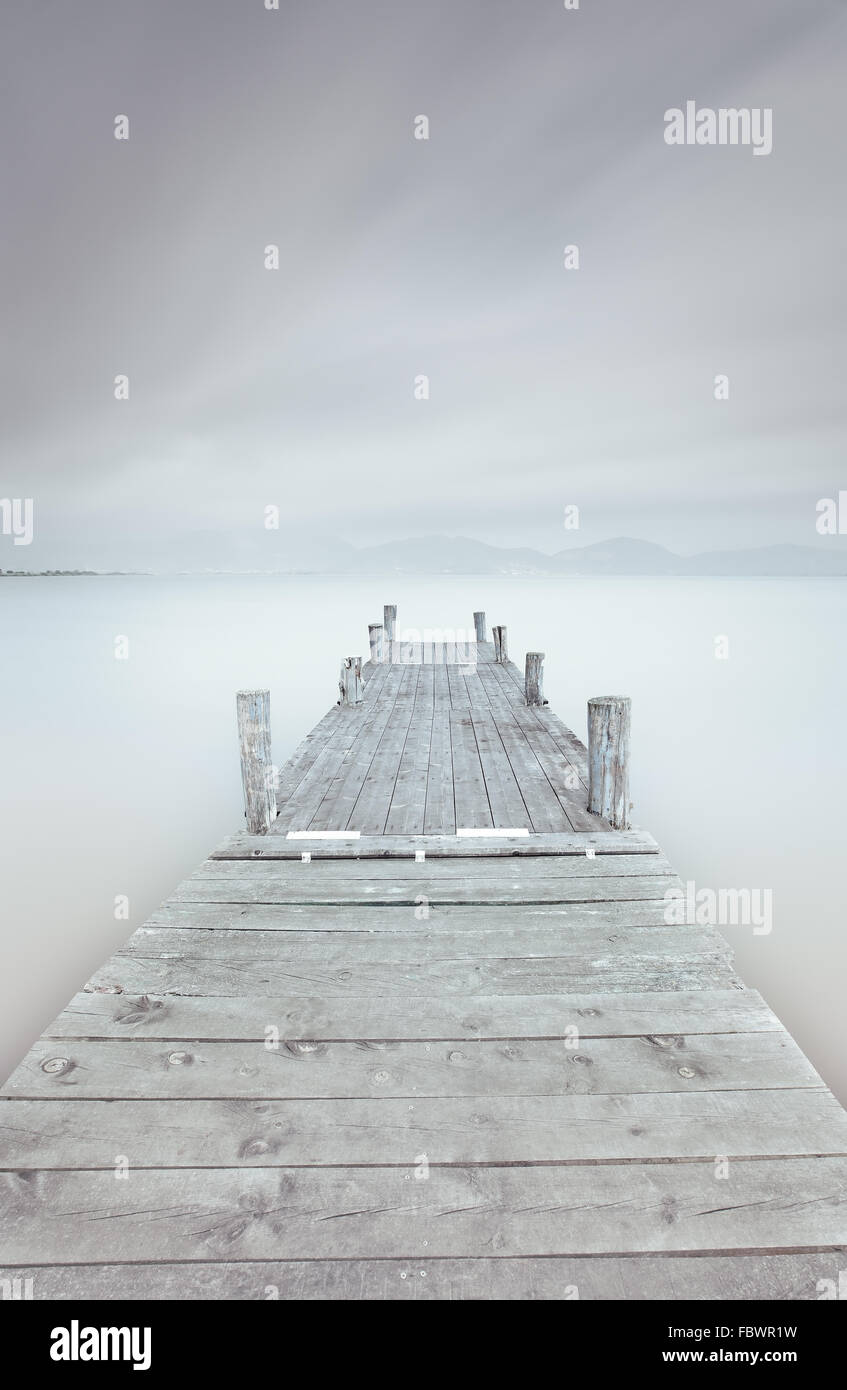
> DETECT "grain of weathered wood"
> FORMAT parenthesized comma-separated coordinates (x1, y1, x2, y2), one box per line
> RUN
(86, 936, 738, 997)
(236, 691, 276, 834)
(108, 919, 731, 966)
(448, 709, 492, 829)
(338, 656, 363, 706)
(273, 667, 406, 832)
(146, 900, 686, 933)
(3, 1254, 841, 1302)
(307, 673, 410, 831)
(346, 667, 421, 833)
(4, 1253, 843, 1302)
(423, 706, 456, 835)
(2, 1032, 818, 1103)
(589, 695, 632, 830)
(468, 710, 533, 830)
(368, 624, 383, 665)
(525, 652, 545, 706)
(3, 1160, 845, 1262)
(169, 870, 684, 906)
(214, 829, 661, 858)
(446, 663, 470, 710)
(478, 707, 578, 832)
(460, 664, 490, 711)
(192, 853, 674, 882)
(385, 704, 434, 835)
(44, 987, 780, 1042)
(510, 704, 588, 794)
(3, 1090, 843, 1168)
(485, 656, 528, 708)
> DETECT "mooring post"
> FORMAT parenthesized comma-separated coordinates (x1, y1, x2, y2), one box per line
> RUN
(493, 625, 508, 663)
(368, 624, 383, 665)
(383, 604, 396, 663)
(525, 652, 545, 705)
(236, 690, 276, 834)
(587, 696, 631, 829)
(339, 656, 364, 706)
(473, 611, 486, 644)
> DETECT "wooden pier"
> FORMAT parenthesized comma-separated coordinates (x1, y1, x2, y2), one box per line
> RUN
(2, 612, 846, 1300)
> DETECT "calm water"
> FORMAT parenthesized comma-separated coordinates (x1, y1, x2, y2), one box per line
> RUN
(1, 575, 845, 1101)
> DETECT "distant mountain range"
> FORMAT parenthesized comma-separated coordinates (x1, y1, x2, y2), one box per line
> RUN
(316, 535, 846, 577)
(3, 536, 846, 577)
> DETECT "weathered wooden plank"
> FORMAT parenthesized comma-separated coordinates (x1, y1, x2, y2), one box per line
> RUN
(467, 710, 533, 829)
(477, 707, 578, 832)
(273, 668, 406, 832)
(3, 1160, 845, 1261)
(385, 703, 434, 835)
(268, 703, 349, 809)
(146, 899, 690, 933)
(213, 830, 661, 858)
(446, 664, 471, 710)
(485, 656, 527, 708)
(193, 854, 672, 882)
(474, 662, 517, 713)
(45, 988, 778, 1042)
(119, 921, 728, 965)
(530, 705, 592, 774)
(85, 949, 739, 997)
(461, 665, 490, 709)
(5, 1032, 810, 1103)
(510, 703, 589, 794)
(169, 871, 683, 906)
(4, 1252, 842, 1301)
(3, 1090, 843, 1168)
(423, 707, 456, 835)
(413, 662, 435, 706)
(491, 657, 590, 767)
(346, 667, 421, 833)
(105, 918, 731, 966)
(503, 705, 603, 830)
(306, 672, 410, 832)
(448, 709, 491, 828)
(85, 948, 740, 997)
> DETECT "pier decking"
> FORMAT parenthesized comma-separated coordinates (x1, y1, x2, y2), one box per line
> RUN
(2, 630, 846, 1300)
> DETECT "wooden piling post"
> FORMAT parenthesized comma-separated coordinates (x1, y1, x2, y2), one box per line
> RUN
(236, 690, 276, 834)
(383, 604, 396, 663)
(588, 696, 631, 829)
(493, 625, 508, 663)
(368, 624, 383, 665)
(525, 652, 545, 705)
(473, 611, 486, 644)
(339, 656, 364, 706)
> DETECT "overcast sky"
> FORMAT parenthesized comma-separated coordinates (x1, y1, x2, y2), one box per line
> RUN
(2, 0, 846, 568)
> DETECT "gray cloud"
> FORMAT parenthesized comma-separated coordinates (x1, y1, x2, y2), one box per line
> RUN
(2, 0, 846, 566)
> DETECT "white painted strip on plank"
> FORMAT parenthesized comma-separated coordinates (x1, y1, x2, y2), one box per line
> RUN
(286, 831, 362, 840)
(456, 827, 531, 838)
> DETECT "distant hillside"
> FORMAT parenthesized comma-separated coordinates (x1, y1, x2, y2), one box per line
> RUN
(4, 535, 846, 577)
(342, 536, 847, 577)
